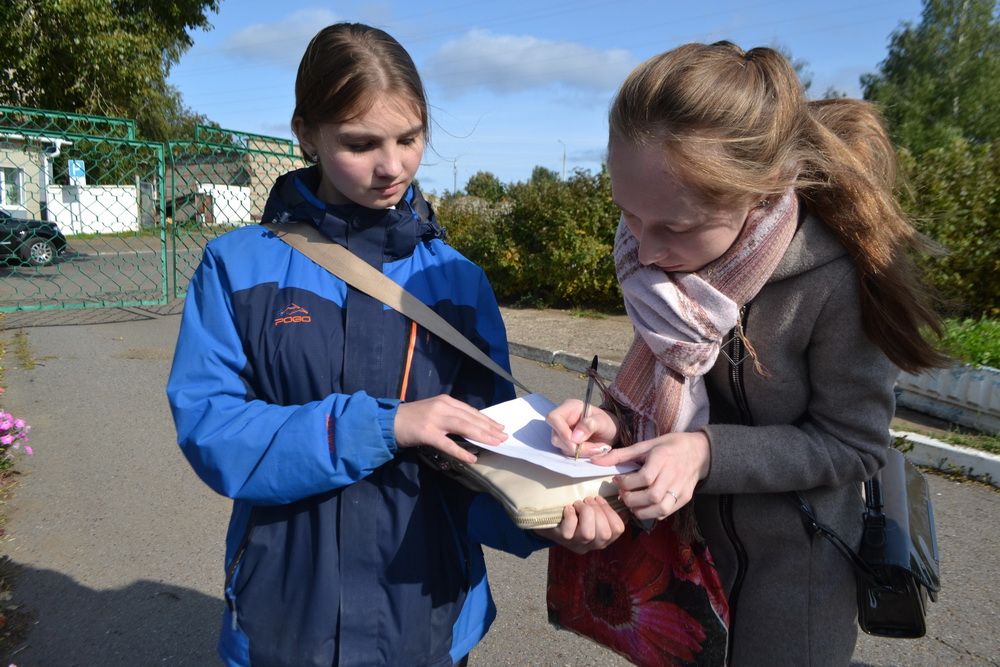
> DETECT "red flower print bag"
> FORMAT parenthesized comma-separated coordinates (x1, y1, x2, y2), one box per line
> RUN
(547, 512, 729, 667)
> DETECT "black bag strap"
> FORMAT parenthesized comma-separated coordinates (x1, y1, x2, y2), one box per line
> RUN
(723, 318, 891, 591)
(263, 222, 532, 394)
(790, 491, 888, 589)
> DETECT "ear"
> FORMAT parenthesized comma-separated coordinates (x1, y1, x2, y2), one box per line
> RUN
(292, 117, 318, 159)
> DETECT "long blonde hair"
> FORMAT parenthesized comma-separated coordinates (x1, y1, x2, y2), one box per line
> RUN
(609, 41, 946, 372)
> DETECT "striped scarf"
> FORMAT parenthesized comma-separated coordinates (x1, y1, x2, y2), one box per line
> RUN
(609, 189, 798, 441)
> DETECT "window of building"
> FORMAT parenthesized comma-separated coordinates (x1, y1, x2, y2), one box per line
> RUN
(1, 167, 24, 207)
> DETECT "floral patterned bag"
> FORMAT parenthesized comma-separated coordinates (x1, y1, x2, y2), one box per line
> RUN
(547, 513, 729, 667)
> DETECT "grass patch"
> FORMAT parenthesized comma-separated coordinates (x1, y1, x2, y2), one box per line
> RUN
(940, 317, 1000, 368)
(0, 318, 33, 658)
(12, 333, 33, 371)
(67, 227, 161, 240)
(893, 419, 1000, 455)
(568, 308, 608, 320)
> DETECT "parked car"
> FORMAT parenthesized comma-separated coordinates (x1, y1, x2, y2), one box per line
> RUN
(0, 210, 69, 266)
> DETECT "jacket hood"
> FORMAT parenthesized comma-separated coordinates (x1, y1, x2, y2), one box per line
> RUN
(261, 165, 445, 265)
(767, 209, 848, 284)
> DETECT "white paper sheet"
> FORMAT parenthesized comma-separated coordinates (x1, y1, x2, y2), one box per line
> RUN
(465, 393, 639, 478)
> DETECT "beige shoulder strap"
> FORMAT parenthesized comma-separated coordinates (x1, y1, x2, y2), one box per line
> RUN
(263, 222, 530, 393)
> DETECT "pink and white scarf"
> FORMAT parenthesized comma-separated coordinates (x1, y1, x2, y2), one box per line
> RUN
(609, 189, 799, 441)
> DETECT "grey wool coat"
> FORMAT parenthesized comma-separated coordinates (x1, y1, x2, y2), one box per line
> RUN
(695, 211, 898, 667)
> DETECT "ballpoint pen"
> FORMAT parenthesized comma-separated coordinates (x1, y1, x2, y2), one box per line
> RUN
(575, 355, 599, 460)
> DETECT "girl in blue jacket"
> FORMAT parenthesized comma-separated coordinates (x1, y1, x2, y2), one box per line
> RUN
(166, 22, 623, 667)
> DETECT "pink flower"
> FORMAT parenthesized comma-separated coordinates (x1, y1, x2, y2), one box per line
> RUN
(0, 435, 13, 446)
(24, 446, 32, 456)
(0, 420, 12, 431)
(13, 419, 24, 429)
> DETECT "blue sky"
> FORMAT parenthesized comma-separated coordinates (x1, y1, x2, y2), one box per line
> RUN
(167, 0, 924, 195)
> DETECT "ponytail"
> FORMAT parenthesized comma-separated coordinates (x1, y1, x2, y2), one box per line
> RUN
(800, 99, 948, 372)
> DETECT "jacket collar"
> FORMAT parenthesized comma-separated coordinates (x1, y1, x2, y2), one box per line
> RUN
(261, 165, 444, 267)
(767, 208, 848, 284)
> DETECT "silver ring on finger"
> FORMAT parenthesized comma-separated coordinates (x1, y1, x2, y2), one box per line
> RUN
(665, 489, 679, 504)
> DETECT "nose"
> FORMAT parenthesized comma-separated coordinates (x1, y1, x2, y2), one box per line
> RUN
(636, 231, 666, 267)
(374, 146, 403, 180)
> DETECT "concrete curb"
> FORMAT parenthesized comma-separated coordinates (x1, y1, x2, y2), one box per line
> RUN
(509, 342, 1000, 488)
(508, 342, 622, 380)
(890, 430, 1000, 485)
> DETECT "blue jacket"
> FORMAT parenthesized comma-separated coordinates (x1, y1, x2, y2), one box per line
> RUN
(167, 167, 546, 666)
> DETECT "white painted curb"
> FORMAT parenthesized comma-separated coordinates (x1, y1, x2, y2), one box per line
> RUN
(891, 430, 999, 485)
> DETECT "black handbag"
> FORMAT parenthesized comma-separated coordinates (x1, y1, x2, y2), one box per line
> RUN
(793, 446, 941, 638)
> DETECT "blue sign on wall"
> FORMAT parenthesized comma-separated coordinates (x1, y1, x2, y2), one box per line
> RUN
(68, 160, 86, 185)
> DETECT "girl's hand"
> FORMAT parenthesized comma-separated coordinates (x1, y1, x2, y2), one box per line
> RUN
(394, 395, 507, 464)
(591, 431, 711, 522)
(546, 400, 618, 459)
(535, 496, 626, 554)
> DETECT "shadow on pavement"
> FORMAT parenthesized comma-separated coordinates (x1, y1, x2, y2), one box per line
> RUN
(3, 561, 220, 666)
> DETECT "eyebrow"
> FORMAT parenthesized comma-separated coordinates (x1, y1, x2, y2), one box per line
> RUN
(615, 202, 687, 229)
(337, 125, 424, 142)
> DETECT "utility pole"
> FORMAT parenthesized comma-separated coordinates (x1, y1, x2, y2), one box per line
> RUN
(453, 158, 458, 193)
(557, 140, 567, 180)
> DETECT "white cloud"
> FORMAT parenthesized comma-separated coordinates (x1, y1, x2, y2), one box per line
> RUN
(425, 30, 636, 98)
(222, 9, 340, 67)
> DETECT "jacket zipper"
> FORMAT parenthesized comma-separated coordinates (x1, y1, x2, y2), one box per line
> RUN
(223, 510, 257, 630)
(721, 304, 752, 665)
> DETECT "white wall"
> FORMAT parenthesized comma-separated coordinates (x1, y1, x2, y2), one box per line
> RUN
(199, 184, 252, 226)
(46, 185, 140, 234)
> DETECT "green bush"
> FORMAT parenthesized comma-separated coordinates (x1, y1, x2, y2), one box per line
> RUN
(940, 317, 1000, 368)
(440, 141, 999, 322)
(439, 168, 623, 310)
(898, 138, 1000, 318)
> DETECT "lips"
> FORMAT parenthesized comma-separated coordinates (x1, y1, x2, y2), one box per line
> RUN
(374, 182, 404, 197)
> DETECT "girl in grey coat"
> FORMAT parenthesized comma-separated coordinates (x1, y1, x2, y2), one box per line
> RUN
(547, 41, 945, 666)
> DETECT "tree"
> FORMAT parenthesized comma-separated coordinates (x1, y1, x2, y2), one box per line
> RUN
(529, 166, 560, 186)
(859, 0, 1000, 318)
(862, 0, 1000, 153)
(465, 171, 505, 202)
(0, 0, 220, 141)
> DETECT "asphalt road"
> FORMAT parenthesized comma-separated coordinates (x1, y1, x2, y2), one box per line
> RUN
(0, 242, 199, 309)
(0, 312, 996, 666)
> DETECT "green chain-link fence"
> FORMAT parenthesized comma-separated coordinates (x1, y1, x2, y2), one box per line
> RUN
(0, 106, 304, 312)
(167, 129, 303, 299)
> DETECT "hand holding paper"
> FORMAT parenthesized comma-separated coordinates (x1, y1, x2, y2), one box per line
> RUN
(465, 393, 638, 478)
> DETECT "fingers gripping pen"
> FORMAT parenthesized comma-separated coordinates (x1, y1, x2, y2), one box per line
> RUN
(575, 355, 599, 460)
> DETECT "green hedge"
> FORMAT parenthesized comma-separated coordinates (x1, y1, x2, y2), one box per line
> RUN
(940, 317, 1000, 368)
(439, 144, 999, 323)
(440, 168, 623, 310)
(898, 138, 1000, 319)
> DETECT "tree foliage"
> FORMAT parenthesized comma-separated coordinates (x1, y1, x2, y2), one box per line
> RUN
(0, 0, 220, 141)
(898, 139, 1000, 318)
(464, 171, 505, 202)
(862, 0, 1000, 153)
(860, 0, 1000, 317)
(440, 168, 622, 310)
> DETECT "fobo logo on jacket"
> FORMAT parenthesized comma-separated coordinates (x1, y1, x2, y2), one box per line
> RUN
(273, 303, 312, 326)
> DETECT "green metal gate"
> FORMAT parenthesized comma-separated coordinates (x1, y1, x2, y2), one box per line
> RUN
(0, 106, 304, 311)
(167, 127, 303, 299)
(0, 106, 167, 311)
